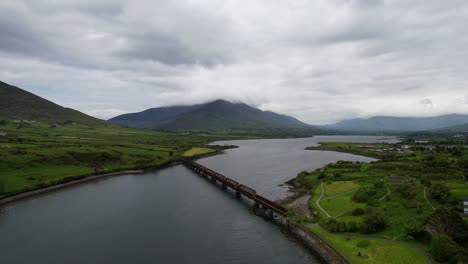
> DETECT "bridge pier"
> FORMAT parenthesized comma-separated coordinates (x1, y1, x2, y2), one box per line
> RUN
(183, 160, 287, 218)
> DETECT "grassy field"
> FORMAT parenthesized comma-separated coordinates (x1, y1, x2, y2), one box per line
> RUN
(311, 226, 431, 264)
(0, 121, 246, 198)
(324, 181, 360, 196)
(182, 147, 216, 157)
(321, 191, 362, 218)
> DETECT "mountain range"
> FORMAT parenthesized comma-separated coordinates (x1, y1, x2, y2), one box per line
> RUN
(109, 99, 322, 135)
(1, 80, 467, 134)
(325, 115, 468, 132)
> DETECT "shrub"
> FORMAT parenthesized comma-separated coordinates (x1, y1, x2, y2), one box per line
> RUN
(430, 234, 460, 263)
(325, 220, 360, 233)
(373, 181, 385, 189)
(357, 240, 370, 248)
(404, 219, 425, 238)
(352, 208, 365, 216)
(318, 172, 326, 180)
(347, 221, 360, 232)
(430, 183, 450, 203)
(353, 189, 370, 203)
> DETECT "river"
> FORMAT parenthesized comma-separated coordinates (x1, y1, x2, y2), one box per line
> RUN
(0, 136, 397, 264)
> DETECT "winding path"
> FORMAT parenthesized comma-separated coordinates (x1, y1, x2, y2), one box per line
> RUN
(378, 187, 391, 201)
(321, 188, 359, 201)
(316, 182, 332, 218)
(333, 210, 352, 219)
(423, 187, 436, 211)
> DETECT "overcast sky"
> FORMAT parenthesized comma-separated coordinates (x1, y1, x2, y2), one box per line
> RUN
(1, 0, 468, 124)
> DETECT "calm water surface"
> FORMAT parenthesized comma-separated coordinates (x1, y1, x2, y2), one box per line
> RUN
(0, 136, 397, 264)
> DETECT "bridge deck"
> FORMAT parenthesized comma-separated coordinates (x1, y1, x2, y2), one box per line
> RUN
(183, 159, 287, 216)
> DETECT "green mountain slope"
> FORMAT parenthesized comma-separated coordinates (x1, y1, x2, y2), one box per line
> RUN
(0, 81, 103, 125)
(110, 99, 322, 135)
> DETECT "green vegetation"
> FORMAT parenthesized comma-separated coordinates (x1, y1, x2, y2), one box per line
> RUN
(0, 121, 245, 198)
(430, 234, 463, 263)
(182, 147, 216, 157)
(310, 226, 431, 264)
(292, 138, 468, 263)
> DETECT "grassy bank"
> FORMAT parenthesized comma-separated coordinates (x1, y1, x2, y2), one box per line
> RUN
(183, 147, 216, 157)
(0, 121, 247, 198)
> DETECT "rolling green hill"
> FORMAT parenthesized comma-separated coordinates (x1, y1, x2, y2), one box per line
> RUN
(0, 81, 104, 125)
(110, 99, 323, 135)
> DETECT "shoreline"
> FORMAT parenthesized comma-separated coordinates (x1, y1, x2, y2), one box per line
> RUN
(305, 146, 381, 159)
(0, 149, 227, 208)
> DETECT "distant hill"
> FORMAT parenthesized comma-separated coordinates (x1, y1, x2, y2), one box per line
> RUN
(0, 81, 103, 125)
(325, 114, 468, 132)
(110, 99, 321, 135)
(436, 123, 468, 133)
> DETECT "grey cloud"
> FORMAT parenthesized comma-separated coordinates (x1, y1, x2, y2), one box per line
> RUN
(1, 0, 468, 123)
(26, 0, 126, 16)
(420, 98, 433, 107)
(0, 7, 51, 57)
(115, 32, 230, 66)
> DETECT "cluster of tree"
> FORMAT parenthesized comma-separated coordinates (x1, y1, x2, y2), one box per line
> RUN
(352, 182, 387, 205)
(426, 208, 468, 263)
(0, 120, 8, 125)
(294, 170, 319, 190)
(325, 219, 360, 232)
(428, 182, 460, 207)
(404, 208, 468, 263)
(68, 151, 123, 164)
(396, 180, 416, 200)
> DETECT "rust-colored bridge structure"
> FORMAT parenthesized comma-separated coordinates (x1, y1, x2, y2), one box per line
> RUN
(183, 159, 287, 216)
